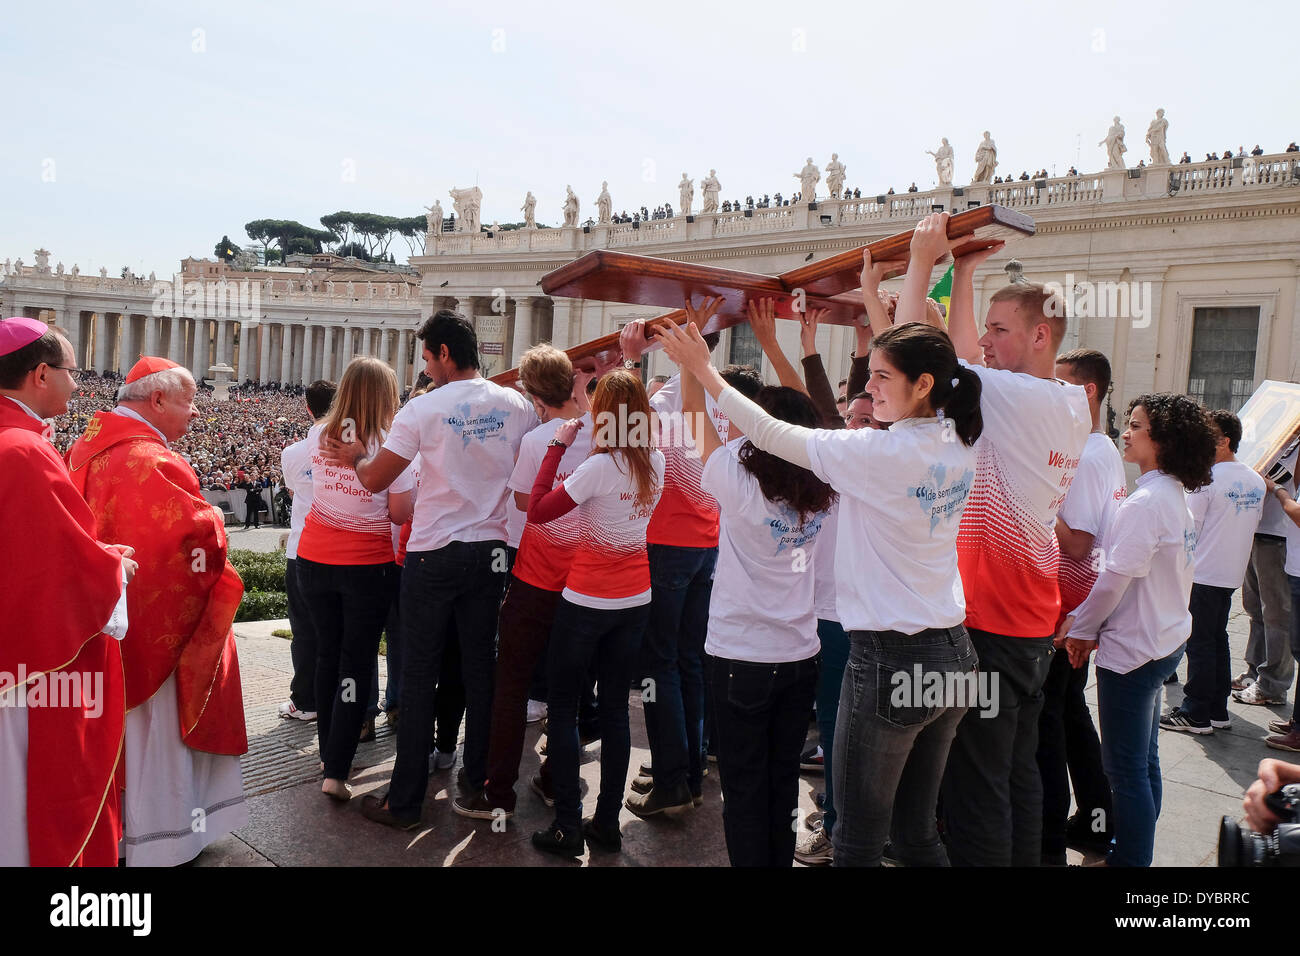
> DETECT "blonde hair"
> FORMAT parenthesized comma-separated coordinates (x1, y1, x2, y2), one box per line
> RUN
(518, 344, 575, 408)
(989, 283, 1068, 349)
(323, 356, 399, 448)
(590, 370, 658, 509)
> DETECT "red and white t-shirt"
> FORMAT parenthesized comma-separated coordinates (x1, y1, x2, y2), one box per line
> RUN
(647, 373, 728, 548)
(384, 377, 537, 552)
(561, 450, 665, 609)
(1057, 432, 1128, 616)
(956, 362, 1092, 637)
(297, 423, 415, 565)
(509, 415, 593, 592)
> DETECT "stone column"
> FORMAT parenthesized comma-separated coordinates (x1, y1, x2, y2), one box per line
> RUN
(92, 313, 109, 374)
(379, 329, 391, 366)
(395, 330, 410, 389)
(342, 327, 353, 367)
(144, 314, 159, 357)
(168, 317, 182, 362)
(190, 319, 205, 378)
(511, 297, 535, 365)
(237, 322, 253, 381)
(551, 299, 573, 350)
(300, 325, 313, 384)
(259, 323, 272, 384)
(279, 324, 293, 384)
(214, 320, 229, 371)
(322, 326, 335, 381)
(362, 327, 372, 356)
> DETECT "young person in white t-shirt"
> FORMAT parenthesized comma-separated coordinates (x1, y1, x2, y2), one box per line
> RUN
(659, 313, 984, 868)
(890, 213, 1091, 867)
(277, 379, 336, 724)
(455, 344, 596, 822)
(295, 358, 413, 802)
(524, 370, 665, 856)
(1038, 350, 1126, 862)
(1061, 394, 1216, 866)
(322, 310, 537, 830)
(1162, 410, 1264, 735)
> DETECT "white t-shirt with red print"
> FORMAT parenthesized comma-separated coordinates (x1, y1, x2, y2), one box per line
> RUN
(561, 450, 665, 609)
(297, 422, 416, 565)
(647, 373, 729, 549)
(956, 362, 1092, 637)
(384, 377, 537, 553)
(701, 440, 828, 663)
(1056, 432, 1128, 617)
(508, 415, 593, 592)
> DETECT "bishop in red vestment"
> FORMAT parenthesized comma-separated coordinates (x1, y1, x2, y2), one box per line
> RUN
(0, 318, 130, 867)
(66, 357, 249, 866)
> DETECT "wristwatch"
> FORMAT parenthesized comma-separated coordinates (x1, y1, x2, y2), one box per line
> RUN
(547, 438, 567, 448)
(624, 359, 641, 370)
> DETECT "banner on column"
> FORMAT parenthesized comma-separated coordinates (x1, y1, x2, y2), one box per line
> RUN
(476, 315, 506, 377)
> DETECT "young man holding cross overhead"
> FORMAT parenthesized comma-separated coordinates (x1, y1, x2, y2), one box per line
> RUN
(891, 213, 1091, 866)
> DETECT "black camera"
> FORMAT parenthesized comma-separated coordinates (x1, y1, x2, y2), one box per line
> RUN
(1219, 783, 1300, 866)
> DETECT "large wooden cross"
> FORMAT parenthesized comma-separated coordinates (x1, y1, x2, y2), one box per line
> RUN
(489, 204, 1035, 386)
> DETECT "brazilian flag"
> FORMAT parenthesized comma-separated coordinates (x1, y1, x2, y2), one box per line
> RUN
(928, 264, 953, 318)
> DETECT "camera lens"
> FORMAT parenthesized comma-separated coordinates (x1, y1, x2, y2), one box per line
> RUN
(1218, 816, 1242, 867)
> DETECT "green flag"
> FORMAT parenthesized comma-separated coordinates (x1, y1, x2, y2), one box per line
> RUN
(928, 264, 953, 312)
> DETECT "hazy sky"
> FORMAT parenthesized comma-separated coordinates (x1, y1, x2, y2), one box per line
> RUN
(2, 0, 1291, 276)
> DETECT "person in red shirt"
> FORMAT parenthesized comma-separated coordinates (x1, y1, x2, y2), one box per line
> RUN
(526, 370, 665, 856)
(296, 357, 413, 801)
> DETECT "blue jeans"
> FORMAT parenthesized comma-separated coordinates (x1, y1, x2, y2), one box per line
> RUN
(387, 541, 506, 819)
(547, 597, 649, 830)
(834, 626, 976, 867)
(815, 618, 849, 836)
(1097, 646, 1184, 867)
(639, 544, 717, 792)
(1289, 574, 1300, 724)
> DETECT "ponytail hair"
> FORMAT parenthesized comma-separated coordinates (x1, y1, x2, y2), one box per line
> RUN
(871, 322, 983, 446)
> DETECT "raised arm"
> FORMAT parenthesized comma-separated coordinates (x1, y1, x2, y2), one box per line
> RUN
(860, 249, 901, 340)
(947, 242, 1002, 366)
(796, 306, 842, 429)
(747, 297, 807, 395)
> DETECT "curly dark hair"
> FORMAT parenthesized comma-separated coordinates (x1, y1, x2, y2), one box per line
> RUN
(1127, 394, 1215, 491)
(738, 386, 838, 522)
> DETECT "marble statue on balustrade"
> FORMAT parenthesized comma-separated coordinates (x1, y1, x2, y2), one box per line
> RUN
(56, 262, 64, 275)
(824, 154, 847, 199)
(326, 280, 335, 295)
(1146, 109, 1170, 166)
(596, 182, 613, 224)
(794, 158, 820, 201)
(34, 250, 50, 274)
(148, 271, 156, 282)
(303, 277, 314, 294)
(677, 174, 694, 216)
(264, 277, 273, 294)
(98, 266, 106, 278)
(424, 200, 444, 235)
(71, 264, 79, 276)
(346, 280, 355, 296)
(701, 170, 721, 213)
(2, 258, 9, 275)
(1100, 117, 1127, 169)
(450, 186, 482, 233)
(972, 132, 998, 183)
(522, 192, 537, 229)
(563, 185, 580, 227)
(927, 138, 955, 186)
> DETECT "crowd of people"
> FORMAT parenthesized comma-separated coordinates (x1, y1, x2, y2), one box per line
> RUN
(6, 208, 1300, 868)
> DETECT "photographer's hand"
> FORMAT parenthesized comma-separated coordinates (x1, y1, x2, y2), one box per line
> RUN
(1244, 758, 1300, 832)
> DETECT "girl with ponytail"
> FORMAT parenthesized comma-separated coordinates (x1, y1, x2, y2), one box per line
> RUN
(658, 306, 981, 867)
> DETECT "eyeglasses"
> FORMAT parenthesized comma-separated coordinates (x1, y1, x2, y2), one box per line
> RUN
(46, 365, 84, 379)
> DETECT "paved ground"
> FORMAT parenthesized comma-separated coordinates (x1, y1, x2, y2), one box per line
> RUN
(225, 525, 291, 554)
(196, 595, 1281, 866)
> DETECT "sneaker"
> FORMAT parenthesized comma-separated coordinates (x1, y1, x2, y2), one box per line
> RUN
(428, 749, 456, 772)
(1159, 707, 1213, 735)
(532, 822, 584, 857)
(453, 790, 512, 821)
(1210, 716, 1232, 730)
(526, 699, 547, 724)
(794, 824, 834, 865)
(1266, 729, 1300, 752)
(583, 818, 623, 853)
(638, 761, 653, 776)
(358, 716, 376, 743)
(1269, 717, 1295, 735)
(1235, 683, 1286, 706)
(530, 773, 555, 808)
(630, 773, 654, 795)
(1065, 812, 1113, 854)
(880, 841, 902, 867)
(321, 778, 352, 802)
(1231, 673, 1255, 692)
(277, 700, 317, 721)
(624, 781, 694, 818)
(359, 794, 420, 831)
(800, 744, 824, 772)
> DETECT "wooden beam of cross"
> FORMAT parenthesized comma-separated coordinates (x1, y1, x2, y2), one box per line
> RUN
(488, 204, 1034, 386)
